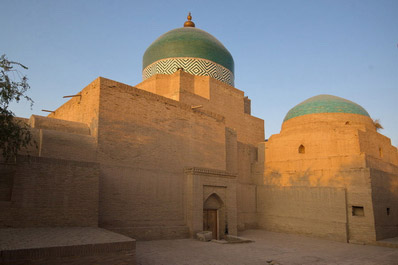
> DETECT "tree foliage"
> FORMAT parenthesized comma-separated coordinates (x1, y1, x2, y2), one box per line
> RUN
(0, 54, 34, 162)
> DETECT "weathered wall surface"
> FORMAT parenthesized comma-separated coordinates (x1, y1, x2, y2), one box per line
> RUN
(236, 143, 259, 229)
(370, 168, 398, 240)
(49, 78, 101, 138)
(358, 125, 398, 241)
(343, 168, 377, 243)
(262, 113, 382, 243)
(96, 78, 227, 239)
(136, 72, 182, 101)
(257, 186, 348, 242)
(184, 168, 237, 239)
(0, 227, 135, 265)
(180, 72, 264, 146)
(37, 129, 96, 162)
(162, 72, 264, 230)
(360, 130, 398, 172)
(98, 78, 226, 169)
(178, 77, 263, 230)
(29, 115, 90, 135)
(113, 74, 264, 233)
(0, 156, 99, 228)
(136, 71, 264, 145)
(237, 183, 257, 229)
(19, 115, 97, 163)
(265, 128, 363, 171)
(225, 127, 238, 174)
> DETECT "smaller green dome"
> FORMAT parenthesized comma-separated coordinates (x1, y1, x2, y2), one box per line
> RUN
(284, 94, 370, 122)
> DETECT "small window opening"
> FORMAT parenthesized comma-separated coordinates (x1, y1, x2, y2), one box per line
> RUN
(298, 145, 305, 154)
(345, 121, 350, 125)
(379, 147, 383, 158)
(387, 208, 390, 216)
(352, 206, 364, 216)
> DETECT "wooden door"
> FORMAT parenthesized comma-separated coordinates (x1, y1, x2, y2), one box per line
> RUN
(203, 209, 217, 239)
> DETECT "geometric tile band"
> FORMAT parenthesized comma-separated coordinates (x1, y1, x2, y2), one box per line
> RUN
(143, 57, 234, 86)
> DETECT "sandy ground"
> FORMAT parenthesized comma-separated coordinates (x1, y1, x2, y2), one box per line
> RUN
(136, 229, 398, 265)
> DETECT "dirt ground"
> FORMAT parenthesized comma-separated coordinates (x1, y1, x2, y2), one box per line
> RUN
(136, 229, 398, 265)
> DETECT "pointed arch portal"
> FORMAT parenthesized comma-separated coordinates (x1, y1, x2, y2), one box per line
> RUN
(203, 193, 224, 239)
(184, 167, 237, 240)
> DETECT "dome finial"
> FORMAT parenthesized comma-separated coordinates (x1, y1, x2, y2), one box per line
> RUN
(184, 12, 195, 27)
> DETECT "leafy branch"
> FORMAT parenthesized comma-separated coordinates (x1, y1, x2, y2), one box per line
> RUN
(0, 54, 34, 162)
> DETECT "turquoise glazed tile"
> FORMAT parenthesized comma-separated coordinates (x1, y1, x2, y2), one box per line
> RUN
(143, 27, 234, 73)
(284, 95, 370, 122)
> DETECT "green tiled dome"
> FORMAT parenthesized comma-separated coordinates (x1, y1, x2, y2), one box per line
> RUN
(143, 27, 234, 73)
(284, 94, 370, 122)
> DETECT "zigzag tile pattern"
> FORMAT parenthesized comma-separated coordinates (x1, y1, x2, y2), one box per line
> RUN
(143, 58, 234, 86)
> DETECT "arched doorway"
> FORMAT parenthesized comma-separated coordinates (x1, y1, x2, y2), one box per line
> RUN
(203, 193, 225, 239)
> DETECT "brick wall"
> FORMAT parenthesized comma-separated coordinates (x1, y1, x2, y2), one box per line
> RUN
(257, 186, 348, 242)
(0, 156, 99, 228)
(261, 113, 384, 243)
(96, 78, 227, 238)
(370, 168, 398, 240)
(49, 78, 101, 138)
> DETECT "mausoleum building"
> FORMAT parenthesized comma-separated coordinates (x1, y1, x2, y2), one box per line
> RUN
(1, 14, 398, 265)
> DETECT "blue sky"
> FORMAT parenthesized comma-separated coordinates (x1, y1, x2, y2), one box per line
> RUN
(2, 0, 398, 145)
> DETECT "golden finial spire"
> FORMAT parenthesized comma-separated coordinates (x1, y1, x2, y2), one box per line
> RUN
(184, 12, 195, 27)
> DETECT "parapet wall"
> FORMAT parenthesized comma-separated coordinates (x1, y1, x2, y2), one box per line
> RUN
(30, 115, 90, 135)
(49, 77, 101, 138)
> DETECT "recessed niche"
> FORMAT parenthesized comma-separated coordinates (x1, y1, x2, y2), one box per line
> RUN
(352, 206, 364, 216)
(298, 145, 305, 154)
(387, 208, 390, 216)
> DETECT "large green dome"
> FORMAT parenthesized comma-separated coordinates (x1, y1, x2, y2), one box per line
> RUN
(284, 94, 370, 122)
(142, 26, 235, 86)
(143, 27, 234, 72)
